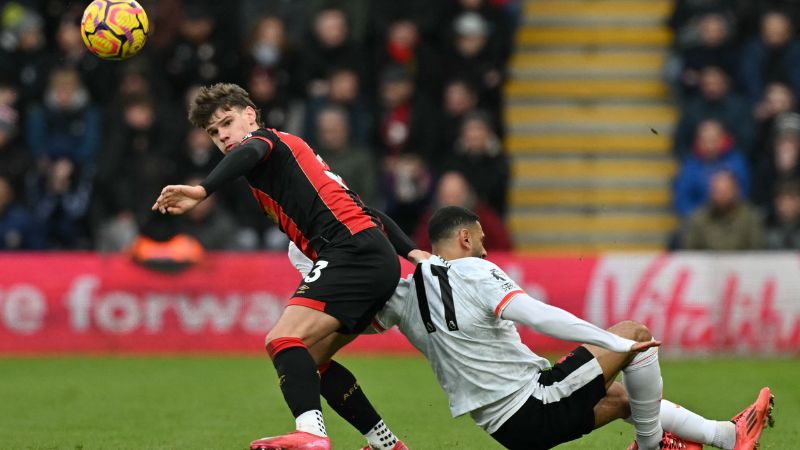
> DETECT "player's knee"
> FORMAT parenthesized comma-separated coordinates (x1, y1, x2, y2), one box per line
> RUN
(612, 320, 652, 342)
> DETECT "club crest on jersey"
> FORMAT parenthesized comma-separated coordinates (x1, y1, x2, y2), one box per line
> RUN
(240, 132, 253, 142)
(490, 268, 507, 281)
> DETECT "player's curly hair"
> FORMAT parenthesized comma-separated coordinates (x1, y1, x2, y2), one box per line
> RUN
(188, 83, 262, 128)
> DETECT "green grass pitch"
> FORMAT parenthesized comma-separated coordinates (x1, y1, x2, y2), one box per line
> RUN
(0, 355, 796, 449)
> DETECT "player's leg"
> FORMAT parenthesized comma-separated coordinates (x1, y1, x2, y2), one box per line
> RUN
(253, 228, 401, 450)
(250, 305, 342, 450)
(597, 382, 776, 450)
(311, 333, 406, 450)
(584, 320, 663, 450)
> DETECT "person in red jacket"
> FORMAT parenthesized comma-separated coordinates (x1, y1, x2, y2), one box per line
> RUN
(414, 171, 511, 251)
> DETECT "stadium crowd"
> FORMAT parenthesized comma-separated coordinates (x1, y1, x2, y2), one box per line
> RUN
(0, 0, 517, 252)
(667, 0, 800, 250)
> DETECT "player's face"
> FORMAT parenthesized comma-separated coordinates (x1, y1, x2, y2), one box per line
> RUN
(467, 222, 487, 259)
(205, 106, 258, 154)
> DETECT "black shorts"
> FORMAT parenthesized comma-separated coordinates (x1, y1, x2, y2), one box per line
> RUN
(490, 346, 606, 450)
(288, 227, 401, 334)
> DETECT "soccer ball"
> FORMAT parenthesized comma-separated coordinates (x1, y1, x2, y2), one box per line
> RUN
(80, 0, 149, 60)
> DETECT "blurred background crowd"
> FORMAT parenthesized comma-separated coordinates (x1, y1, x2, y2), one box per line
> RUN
(0, 0, 519, 253)
(1, 0, 800, 254)
(667, 0, 800, 250)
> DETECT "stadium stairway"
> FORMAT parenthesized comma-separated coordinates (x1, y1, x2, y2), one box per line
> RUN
(506, 0, 677, 252)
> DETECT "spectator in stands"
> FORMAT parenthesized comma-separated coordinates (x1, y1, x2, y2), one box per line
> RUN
(304, 67, 371, 146)
(314, 106, 378, 207)
(0, 175, 41, 250)
(242, 15, 301, 99)
(26, 66, 101, 166)
(0, 99, 30, 197)
(667, 0, 736, 46)
(752, 82, 796, 163)
(444, 12, 506, 118)
(161, 2, 239, 97)
(181, 175, 242, 250)
(51, 8, 115, 104)
(301, 8, 360, 98)
(764, 178, 800, 249)
(753, 113, 800, 212)
(673, 66, 753, 159)
(0, 4, 48, 104)
(740, 10, 800, 106)
(374, 65, 437, 160)
(413, 171, 511, 251)
(673, 13, 738, 96)
(444, 111, 509, 216)
(246, 66, 295, 133)
(382, 153, 433, 233)
(436, 78, 480, 167)
(368, 0, 447, 45)
(26, 154, 93, 249)
(373, 17, 441, 97)
(674, 119, 750, 217)
(93, 94, 180, 251)
(681, 170, 763, 250)
(443, 0, 515, 64)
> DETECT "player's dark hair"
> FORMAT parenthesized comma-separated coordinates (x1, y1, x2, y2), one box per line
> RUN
(428, 206, 480, 244)
(188, 82, 262, 128)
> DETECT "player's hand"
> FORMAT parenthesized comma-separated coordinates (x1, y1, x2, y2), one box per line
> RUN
(407, 249, 432, 264)
(630, 340, 661, 353)
(151, 184, 207, 215)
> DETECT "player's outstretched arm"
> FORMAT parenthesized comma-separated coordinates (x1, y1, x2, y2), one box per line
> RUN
(370, 208, 430, 263)
(151, 184, 207, 215)
(501, 294, 658, 353)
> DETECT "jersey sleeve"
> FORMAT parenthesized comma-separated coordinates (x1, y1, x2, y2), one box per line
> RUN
(200, 139, 272, 196)
(470, 261, 527, 317)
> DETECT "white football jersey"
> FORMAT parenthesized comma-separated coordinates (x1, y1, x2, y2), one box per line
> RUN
(373, 256, 550, 420)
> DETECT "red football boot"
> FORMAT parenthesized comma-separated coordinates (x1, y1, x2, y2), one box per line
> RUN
(626, 432, 703, 449)
(731, 387, 775, 450)
(249, 431, 331, 450)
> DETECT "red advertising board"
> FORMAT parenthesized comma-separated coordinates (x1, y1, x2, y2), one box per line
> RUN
(1, 252, 798, 355)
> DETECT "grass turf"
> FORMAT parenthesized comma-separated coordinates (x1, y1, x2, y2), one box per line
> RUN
(0, 355, 796, 449)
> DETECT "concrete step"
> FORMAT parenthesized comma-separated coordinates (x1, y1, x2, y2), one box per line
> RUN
(506, 78, 669, 100)
(525, 0, 672, 26)
(517, 25, 672, 48)
(510, 212, 677, 234)
(512, 158, 676, 180)
(505, 104, 676, 127)
(511, 50, 665, 77)
(510, 186, 671, 208)
(525, 0, 672, 18)
(506, 133, 671, 155)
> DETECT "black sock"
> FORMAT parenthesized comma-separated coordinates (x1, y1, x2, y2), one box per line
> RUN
(320, 360, 381, 434)
(272, 346, 322, 417)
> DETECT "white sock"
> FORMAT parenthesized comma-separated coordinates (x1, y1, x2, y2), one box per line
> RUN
(623, 346, 663, 450)
(364, 420, 398, 449)
(295, 410, 327, 437)
(660, 400, 736, 449)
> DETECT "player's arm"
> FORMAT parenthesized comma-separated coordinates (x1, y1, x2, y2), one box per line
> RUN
(200, 140, 269, 196)
(370, 208, 430, 263)
(152, 140, 270, 215)
(499, 294, 639, 353)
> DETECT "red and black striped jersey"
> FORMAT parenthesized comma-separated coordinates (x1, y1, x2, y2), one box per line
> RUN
(241, 128, 378, 259)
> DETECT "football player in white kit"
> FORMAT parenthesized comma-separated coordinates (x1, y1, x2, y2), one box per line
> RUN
(290, 206, 774, 450)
